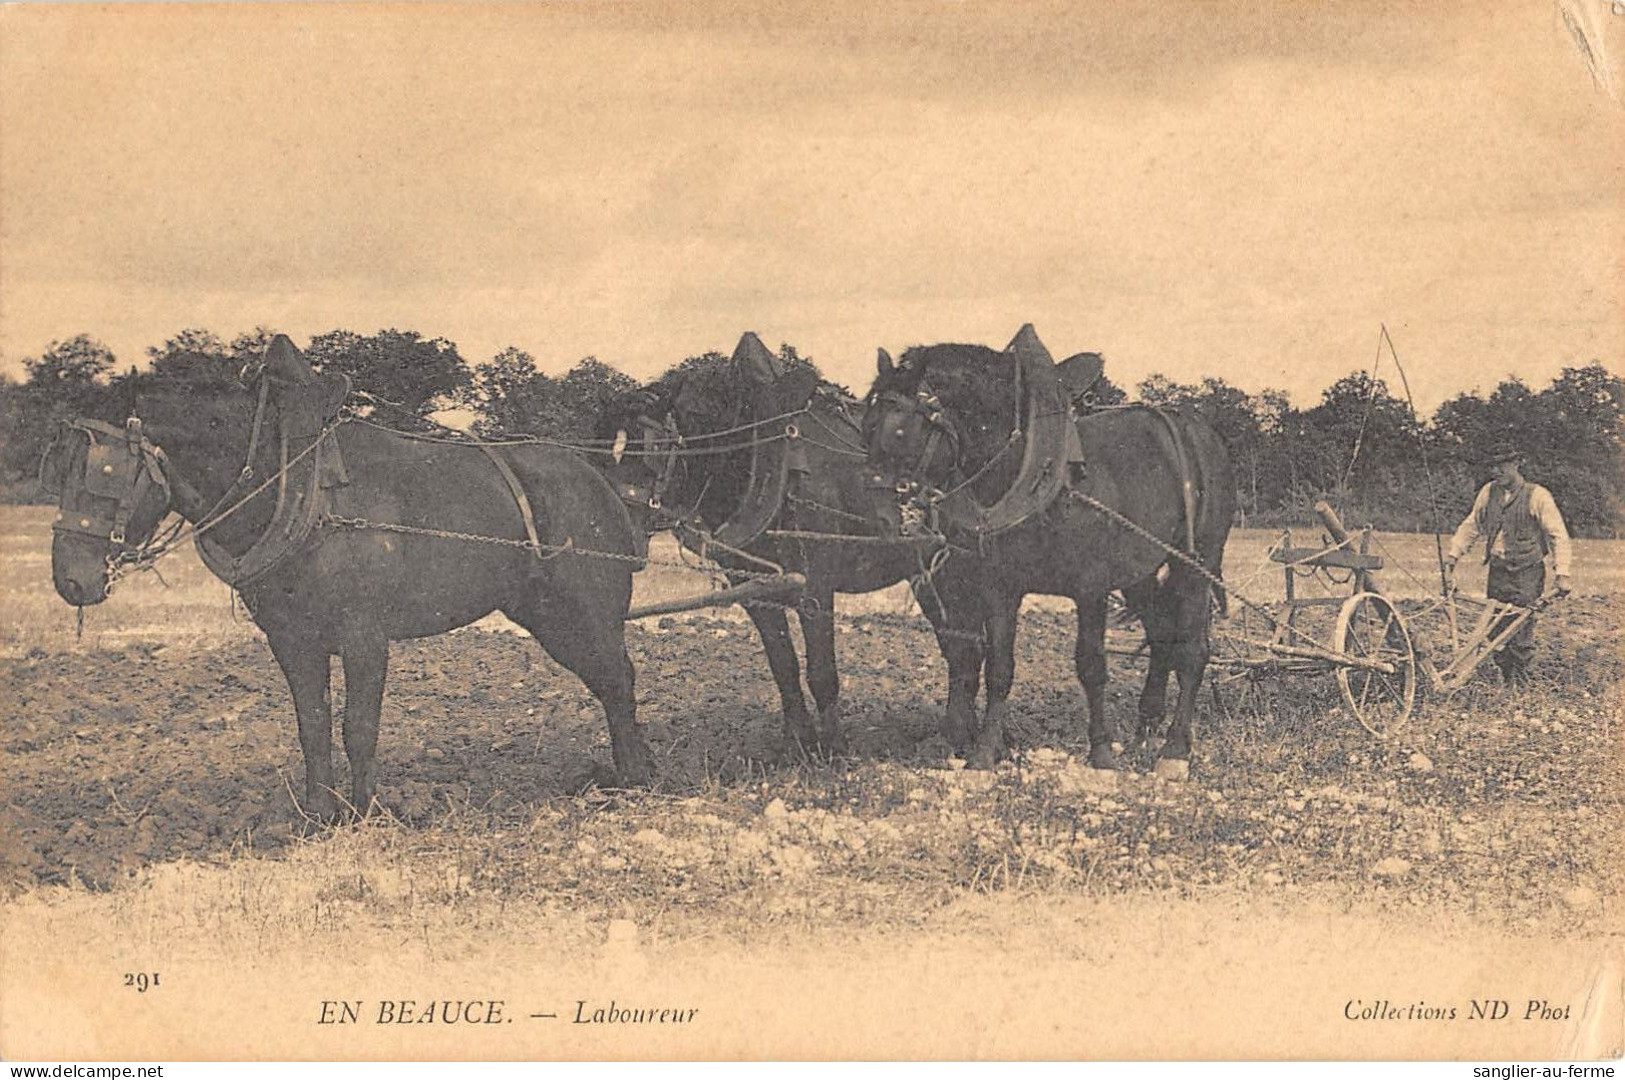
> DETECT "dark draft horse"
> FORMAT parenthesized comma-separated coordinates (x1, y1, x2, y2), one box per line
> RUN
(863, 329, 1236, 776)
(595, 332, 944, 756)
(45, 336, 652, 818)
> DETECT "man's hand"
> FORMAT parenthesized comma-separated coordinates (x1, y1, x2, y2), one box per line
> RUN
(1554, 574, 1572, 597)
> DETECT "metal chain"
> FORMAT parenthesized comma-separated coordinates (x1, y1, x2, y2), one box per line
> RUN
(320, 513, 794, 579)
(323, 513, 571, 557)
(1062, 487, 1318, 645)
(784, 492, 882, 530)
(348, 416, 787, 460)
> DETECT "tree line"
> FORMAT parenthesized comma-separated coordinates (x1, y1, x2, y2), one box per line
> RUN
(3, 328, 1620, 537)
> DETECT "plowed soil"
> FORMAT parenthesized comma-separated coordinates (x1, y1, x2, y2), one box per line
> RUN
(4, 595, 1621, 926)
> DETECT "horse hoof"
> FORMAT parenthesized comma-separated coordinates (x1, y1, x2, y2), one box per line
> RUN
(1152, 757, 1190, 782)
(782, 709, 818, 747)
(1088, 746, 1118, 771)
(818, 735, 850, 760)
(615, 764, 654, 789)
(967, 729, 1004, 770)
(304, 796, 340, 825)
(612, 739, 656, 788)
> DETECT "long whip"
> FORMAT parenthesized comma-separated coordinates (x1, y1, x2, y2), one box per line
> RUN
(1378, 324, 1450, 595)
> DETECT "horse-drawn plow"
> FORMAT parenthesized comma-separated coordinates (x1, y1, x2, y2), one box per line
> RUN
(1194, 502, 1560, 738)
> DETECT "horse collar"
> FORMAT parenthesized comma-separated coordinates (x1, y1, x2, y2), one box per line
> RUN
(194, 375, 354, 589)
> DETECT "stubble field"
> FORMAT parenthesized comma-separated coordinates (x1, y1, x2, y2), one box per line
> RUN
(1, 506, 1621, 1059)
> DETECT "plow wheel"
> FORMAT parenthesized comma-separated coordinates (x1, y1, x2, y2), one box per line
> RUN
(1333, 592, 1416, 737)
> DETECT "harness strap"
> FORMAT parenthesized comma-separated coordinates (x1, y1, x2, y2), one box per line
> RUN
(1145, 406, 1199, 555)
(50, 418, 171, 545)
(473, 443, 547, 559)
(108, 419, 149, 544)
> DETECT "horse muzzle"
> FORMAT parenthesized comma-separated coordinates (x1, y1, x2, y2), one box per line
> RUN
(51, 544, 111, 607)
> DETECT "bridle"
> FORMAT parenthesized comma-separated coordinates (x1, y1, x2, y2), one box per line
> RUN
(864, 386, 964, 497)
(44, 417, 173, 552)
(616, 389, 762, 534)
(640, 411, 683, 521)
(42, 369, 298, 585)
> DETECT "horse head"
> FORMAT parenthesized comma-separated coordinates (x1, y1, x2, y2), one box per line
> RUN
(44, 415, 176, 607)
(48, 335, 351, 608)
(863, 339, 1016, 523)
(591, 384, 683, 532)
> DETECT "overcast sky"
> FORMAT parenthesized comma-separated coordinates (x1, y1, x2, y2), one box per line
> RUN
(2, 1, 1620, 412)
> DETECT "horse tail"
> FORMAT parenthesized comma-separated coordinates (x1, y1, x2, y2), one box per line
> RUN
(1160, 405, 1236, 619)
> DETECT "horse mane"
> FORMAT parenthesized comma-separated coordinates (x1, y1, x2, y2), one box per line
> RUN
(885, 343, 1015, 417)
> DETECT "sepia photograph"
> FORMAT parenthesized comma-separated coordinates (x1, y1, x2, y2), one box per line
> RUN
(1, 0, 1621, 1065)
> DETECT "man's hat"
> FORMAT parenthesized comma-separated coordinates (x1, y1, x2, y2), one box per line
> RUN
(1479, 442, 1523, 466)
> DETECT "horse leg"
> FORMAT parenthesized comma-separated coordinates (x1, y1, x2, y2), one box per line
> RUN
(1156, 573, 1212, 781)
(265, 631, 339, 821)
(970, 590, 1022, 770)
(919, 581, 983, 754)
(743, 602, 818, 752)
(1076, 595, 1117, 770)
(797, 587, 848, 756)
(505, 599, 653, 787)
(338, 628, 388, 817)
(1128, 578, 1173, 756)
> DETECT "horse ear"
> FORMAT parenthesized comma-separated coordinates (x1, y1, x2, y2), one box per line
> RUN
(263, 334, 315, 385)
(877, 348, 895, 378)
(1006, 323, 1054, 366)
(731, 331, 782, 384)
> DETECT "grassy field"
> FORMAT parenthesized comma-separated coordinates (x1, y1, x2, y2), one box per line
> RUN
(2, 503, 1621, 1060)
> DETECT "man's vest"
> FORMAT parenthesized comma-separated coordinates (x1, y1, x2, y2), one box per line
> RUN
(1478, 482, 1548, 572)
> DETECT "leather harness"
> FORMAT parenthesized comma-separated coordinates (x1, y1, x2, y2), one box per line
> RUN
(876, 383, 1198, 558)
(45, 417, 171, 548)
(50, 373, 564, 592)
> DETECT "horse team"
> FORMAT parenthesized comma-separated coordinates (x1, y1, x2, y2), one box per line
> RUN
(45, 326, 1233, 820)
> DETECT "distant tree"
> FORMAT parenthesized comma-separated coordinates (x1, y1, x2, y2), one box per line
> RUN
(2, 336, 121, 500)
(145, 329, 239, 391)
(649, 350, 729, 398)
(775, 342, 825, 379)
(1134, 374, 1289, 519)
(1531, 365, 1625, 536)
(468, 347, 557, 438)
(549, 357, 638, 440)
(23, 334, 116, 388)
(1136, 373, 1196, 408)
(1087, 373, 1128, 408)
(1295, 373, 1421, 520)
(228, 327, 283, 367)
(1427, 371, 1622, 533)
(305, 329, 471, 416)
(467, 351, 640, 442)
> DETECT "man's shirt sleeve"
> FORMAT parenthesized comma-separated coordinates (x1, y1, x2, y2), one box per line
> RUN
(1532, 485, 1573, 578)
(1447, 484, 1490, 564)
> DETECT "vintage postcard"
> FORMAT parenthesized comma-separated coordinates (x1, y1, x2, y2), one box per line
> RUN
(1, 0, 1621, 1065)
